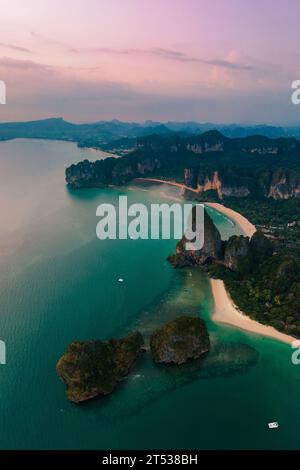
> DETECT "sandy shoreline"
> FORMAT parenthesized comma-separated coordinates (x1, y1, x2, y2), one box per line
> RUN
(205, 202, 256, 238)
(211, 279, 296, 345)
(207, 202, 296, 345)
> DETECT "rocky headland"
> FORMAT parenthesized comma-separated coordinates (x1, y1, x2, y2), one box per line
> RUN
(168, 207, 273, 273)
(65, 131, 300, 200)
(167, 205, 300, 340)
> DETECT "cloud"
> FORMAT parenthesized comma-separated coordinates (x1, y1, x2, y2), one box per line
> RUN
(0, 56, 291, 125)
(30, 31, 254, 71)
(72, 46, 254, 70)
(0, 43, 31, 53)
(0, 57, 51, 71)
(30, 31, 68, 49)
(201, 58, 253, 71)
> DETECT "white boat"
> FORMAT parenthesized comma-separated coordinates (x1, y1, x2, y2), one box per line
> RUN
(268, 422, 279, 429)
(118, 278, 124, 283)
(132, 374, 142, 380)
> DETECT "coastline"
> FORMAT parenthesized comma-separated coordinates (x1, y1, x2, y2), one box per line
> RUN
(205, 202, 256, 238)
(207, 202, 297, 345)
(211, 279, 296, 345)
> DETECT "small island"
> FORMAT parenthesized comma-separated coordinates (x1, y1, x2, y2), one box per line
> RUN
(57, 331, 144, 403)
(150, 316, 210, 365)
(57, 316, 213, 402)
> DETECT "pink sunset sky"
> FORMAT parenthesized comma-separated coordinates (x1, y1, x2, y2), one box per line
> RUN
(0, 0, 300, 123)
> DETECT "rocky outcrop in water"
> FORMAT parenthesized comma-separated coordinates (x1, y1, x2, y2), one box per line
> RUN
(56, 332, 144, 403)
(65, 156, 161, 189)
(168, 207, 272, 272)
(168, 208, 223, 269)
(96, 340, 259, 421)
(150, 316, 210, 365)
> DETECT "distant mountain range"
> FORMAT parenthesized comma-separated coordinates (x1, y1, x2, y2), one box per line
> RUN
(1, 118, 300, 148)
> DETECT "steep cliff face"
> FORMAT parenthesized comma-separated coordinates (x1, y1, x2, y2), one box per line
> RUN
(65, 131, 300, 198)
(223, 231, 273, 272)
(168, 207, 272, 272)
(183, 169, 251, 199)
(65, 160, 99, 189)
(183, 167, 300, 200)
(168, 208, 223, 268)
(184, 169, 222, 194)
(267, 169, 300, 199)
(197, 171, 223, 198)
(224, 236, 250, 270)
(66, 156, 161, 189)
(140, 130, 226, 155)
(184, 168, 198, 189)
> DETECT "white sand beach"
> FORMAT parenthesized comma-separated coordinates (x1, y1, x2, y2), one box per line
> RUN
(208, 203, 296, 345)
(211, 279, 296, 345)
(205, 202, 256, 238)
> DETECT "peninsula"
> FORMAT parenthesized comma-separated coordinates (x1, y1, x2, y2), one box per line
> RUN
(206, 206, 296, 344)
(168, 205, 299, 343)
